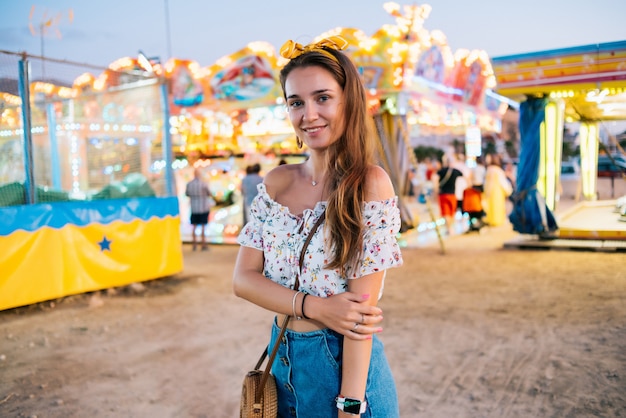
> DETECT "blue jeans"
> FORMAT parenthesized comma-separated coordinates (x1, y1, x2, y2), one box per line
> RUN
(270, 318, 399, 417)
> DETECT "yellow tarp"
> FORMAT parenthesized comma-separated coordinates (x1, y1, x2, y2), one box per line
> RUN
(0, 197, 183, 311)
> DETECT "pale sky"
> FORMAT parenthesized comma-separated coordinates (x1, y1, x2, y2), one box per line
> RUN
(1, 0, 625, 71)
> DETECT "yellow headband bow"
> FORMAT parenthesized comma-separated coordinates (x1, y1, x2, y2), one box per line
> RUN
(279, 36, 349, 62)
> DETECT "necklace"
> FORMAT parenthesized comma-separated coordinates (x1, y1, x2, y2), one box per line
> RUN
(305, 164, 322, 187)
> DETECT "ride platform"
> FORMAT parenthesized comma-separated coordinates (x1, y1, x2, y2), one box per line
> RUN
(504, 199, 626, 252)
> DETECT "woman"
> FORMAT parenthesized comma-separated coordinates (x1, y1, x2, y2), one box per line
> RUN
(233, 36, 403, 417)
(483, 154, 513, 226)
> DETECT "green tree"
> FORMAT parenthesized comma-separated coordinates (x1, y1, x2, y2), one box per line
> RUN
(451, 138, 464, 155)
(505, 140, 518, 158)
(562, 141, 577, 160)
(413, 146, 444, 163)
(484, 142, 497, 155)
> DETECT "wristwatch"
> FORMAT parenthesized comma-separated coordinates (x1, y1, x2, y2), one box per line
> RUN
(336, 396, 367, 415)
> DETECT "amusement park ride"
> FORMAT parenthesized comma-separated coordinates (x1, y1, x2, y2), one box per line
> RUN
(492, 41, 626, 244)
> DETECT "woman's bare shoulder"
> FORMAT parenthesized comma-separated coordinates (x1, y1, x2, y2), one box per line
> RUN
(263, 163, 301, 196)
(365, 165, 395, 201)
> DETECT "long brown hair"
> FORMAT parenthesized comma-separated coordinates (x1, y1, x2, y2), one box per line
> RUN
(279, 47, 374, 275)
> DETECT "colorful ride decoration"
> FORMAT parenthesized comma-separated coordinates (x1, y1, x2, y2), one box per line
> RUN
(307, 3, 505, 135)
(200, 42, 282, 109)
(166, 59, 204, 107)
(162, 43, 290, 156)
(446, 50, 493, 106)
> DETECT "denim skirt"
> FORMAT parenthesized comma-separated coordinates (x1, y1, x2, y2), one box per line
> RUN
(269, 318, 399, 417)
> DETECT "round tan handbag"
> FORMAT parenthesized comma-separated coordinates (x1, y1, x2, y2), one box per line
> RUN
(240, 368, 278, 418)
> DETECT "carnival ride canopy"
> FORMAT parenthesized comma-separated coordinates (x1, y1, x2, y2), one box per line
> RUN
(491, 41, 626, 124)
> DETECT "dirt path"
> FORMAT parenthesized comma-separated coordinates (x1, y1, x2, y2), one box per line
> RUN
(1, 225, 625, 417)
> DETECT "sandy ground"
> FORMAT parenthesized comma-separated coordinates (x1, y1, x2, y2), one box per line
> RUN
(1, 194, 625, 418)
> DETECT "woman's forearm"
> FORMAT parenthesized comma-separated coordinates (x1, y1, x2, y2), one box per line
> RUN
(338, 271, 385, 412)
(233, 246, 299, 316)
(340, 337, 373, 400)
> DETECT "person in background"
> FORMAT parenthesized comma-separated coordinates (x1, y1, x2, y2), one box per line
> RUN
(413, 157, 430, 201)
(185, 167, 212, 251)
(452, 153, 469, 215)
(504, 161, 517, 194)
(433, 155, 464, 234)
(233, 36, 403, 417)
(406, 167, 417, 197)
(483, 154, 513, 226)
(503, 160, 517, 214)
(573, 158, 582, 201)
(240, 163, 263, 225)
(413, 158, 429, 202)
(425, 156, 436, 182)
(471, 155, 486, 192)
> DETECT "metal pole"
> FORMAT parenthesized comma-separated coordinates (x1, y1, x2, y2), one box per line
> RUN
(18, 56, 36, 204)
(40, 23, 45, 80)
(397, 118, 446, 254)
(47, 102, 61, 189)
(160, 78, 175, 197)
(164, 0, 172, 60)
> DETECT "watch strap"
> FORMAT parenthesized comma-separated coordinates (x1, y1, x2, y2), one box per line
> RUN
(336, 396, 367, 414)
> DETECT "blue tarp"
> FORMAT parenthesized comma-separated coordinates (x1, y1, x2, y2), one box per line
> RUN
(509, 97, 558, 236)
(0, 197, 180, 236)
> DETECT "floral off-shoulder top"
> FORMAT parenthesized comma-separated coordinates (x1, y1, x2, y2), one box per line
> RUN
(237, 184, 403, 298)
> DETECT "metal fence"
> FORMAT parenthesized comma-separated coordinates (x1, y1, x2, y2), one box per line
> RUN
(0, 50, 174, 207)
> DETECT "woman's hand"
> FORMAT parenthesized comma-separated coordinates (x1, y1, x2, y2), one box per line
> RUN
(307, 292, 383, 340)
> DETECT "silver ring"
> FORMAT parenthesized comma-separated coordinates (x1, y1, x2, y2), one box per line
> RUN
(361, 313, 364, 324)
(352, 323, 359, 331)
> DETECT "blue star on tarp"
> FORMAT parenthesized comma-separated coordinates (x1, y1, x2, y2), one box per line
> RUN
(98, 236, 112, 252)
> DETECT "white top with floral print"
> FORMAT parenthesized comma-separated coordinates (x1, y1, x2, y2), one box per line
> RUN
(237, 184, 403, 298)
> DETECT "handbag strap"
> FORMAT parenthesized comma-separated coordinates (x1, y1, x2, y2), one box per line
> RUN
(438, 167, 453, 188)
(255, 210, 326, 402)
